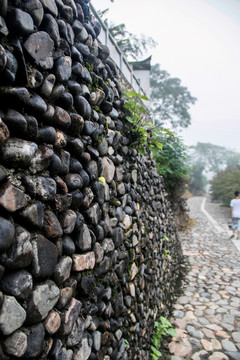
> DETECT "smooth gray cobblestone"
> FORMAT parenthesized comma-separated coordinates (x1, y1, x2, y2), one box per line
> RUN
(169, 196, 240, 359)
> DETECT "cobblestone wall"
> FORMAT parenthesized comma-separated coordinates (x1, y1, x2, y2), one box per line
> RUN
(0, 1, 183, 359)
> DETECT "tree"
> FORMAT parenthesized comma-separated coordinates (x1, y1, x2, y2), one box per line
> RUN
(98, 13, 196, 130)
(109, 23, 157, 61)
(98, 11, 157, 61)
(189, 161, 208, 195)
(153, 134, 190, 197)
(210, 166, 240, 206)
(189, 142, 240, 174)
(150, 64, 197, 129)
(188, 142, 240, 196)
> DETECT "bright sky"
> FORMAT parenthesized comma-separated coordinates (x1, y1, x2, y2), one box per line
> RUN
(91, 0, 240, 152)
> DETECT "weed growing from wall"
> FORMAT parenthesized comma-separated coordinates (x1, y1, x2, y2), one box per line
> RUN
(151, 317, 177, 359)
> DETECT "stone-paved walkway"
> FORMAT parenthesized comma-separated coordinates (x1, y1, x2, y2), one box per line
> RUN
(169, 196, 240, 360)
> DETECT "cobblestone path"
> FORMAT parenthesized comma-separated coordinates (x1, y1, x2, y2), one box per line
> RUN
(169, 196, 240, 360)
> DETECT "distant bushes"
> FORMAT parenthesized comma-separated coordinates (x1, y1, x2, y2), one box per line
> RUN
(210, 165, 240, 206)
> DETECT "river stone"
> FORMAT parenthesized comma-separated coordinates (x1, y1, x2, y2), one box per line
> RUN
(62, 236, 75, 256)
(55, 56, 72, 82)
(67, 138, 84, 157)
(225, 353, 240, 360)
(22, 323, 45, 359)
(93, 242, 104, 263)
(83, 121, 98, 136)
(112, 227, 125, 247)
(7, 8, 34, 36)
(1, 50, 17, 84)
(32, 235, 58, 279)
(0, 295, 26, 335)
(76, 223, 92, 251)
(53, 256, 72, 285)
(30, 145, 54, 172)
(38, 126, 57, 144)
(22, 0, 44, 27)
(24, 31, 54, 69)
(70, 158, 82, 174)
(0, 270, 33, 300)
(43, 210, 63, 238)
(41, 14, 60, 47)
(3, 330, 27, 357)
(57, 286, 75, 311)
(3, 226, 33, 269)
(1, 138, 38, 167)
(27, 68, 43, 89)
(102, 238, 115, 253)
(221, 339, 237, 352)
(111, 291, 125, 317)
(94, 256, 111, 276)
(74, 95, 91, 119)
(40, 0, 58, 17)
(0, 216, 15, 251)
(0, 182, 27, 212)
(208, 353, 229, 360)
(64, 173, 83, 190)
(26, 280, 60, 324)
(59, 210, 77, 234)
(0, 166, 7, 182)
(86, 203, 102, 225)
(0, 15, 8, 38)
(85, 160, 98, 181)
(68, 113, 84, 135)
(44, 309, 61, 334)
(35, 176, 56, 201)
(98, 44, 110, 61)
(80, 169, 90, 188)
(72, 252, 95, 271)
(26, 93, 48, 114)
(60, 298, 82, 336)
(4, 109, 27, 133)
(82, 187, 94, 209)
(40, 73, 55, 97)
(91, 181, 105, 205)
(0, 0, 7, 17)
(0, 118, 9, 145)
(0, 45, 7, 73)
(73, 334, 92, 360)
(100, 157, 115, 183)
(25, 115, 38, 140)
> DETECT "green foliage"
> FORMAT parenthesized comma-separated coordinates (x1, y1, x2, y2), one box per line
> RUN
(151, 317, 177, 359)
(98, 177, 106, 186)
(162, 235, 169, 242)
(123, 91, 170, 153)
(210, 165, 240, 206)
(152, 135, 190, 197)
(189, 161, 208, 195)
(189, 142, 240, 195)
(123, 338, 129, 347)
(150, 64, 197, 129)
(164, 249, 171, 260)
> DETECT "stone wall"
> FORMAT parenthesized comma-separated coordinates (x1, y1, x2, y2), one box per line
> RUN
(0, 1, 183, 359)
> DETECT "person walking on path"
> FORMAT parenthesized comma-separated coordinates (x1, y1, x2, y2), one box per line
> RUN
(230, 191, 240, 240)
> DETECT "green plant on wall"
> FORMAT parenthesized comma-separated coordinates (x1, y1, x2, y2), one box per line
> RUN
(123, 91, 171, 153)
(164, 249, 171, 261)
(151, 317, 177, 359)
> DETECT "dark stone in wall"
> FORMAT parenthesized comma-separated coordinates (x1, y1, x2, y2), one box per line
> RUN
(0, 1, 183, 359)
(0, 216, 15, 251)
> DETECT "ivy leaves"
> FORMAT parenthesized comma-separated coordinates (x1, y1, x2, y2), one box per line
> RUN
(123, 91, 171, 153)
